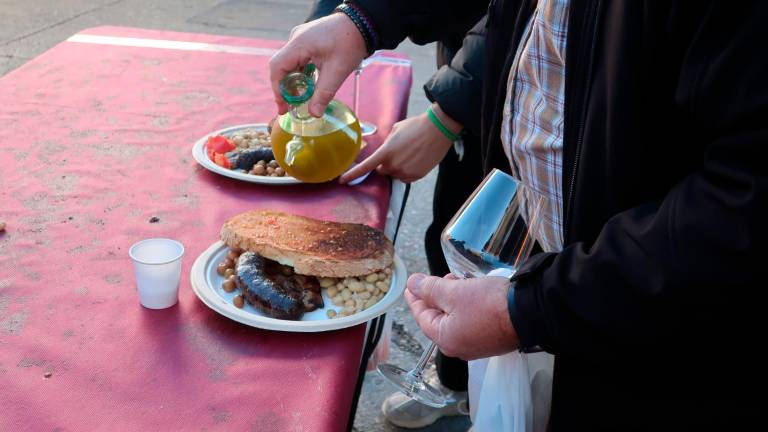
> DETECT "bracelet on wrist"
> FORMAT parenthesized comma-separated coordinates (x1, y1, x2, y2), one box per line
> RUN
(426, 106, 461, 142)
(335, 2, 379, 55)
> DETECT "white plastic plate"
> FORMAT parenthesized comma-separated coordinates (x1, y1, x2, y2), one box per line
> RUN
(190, 241, 407, 332)
(191, 123, 302, 185)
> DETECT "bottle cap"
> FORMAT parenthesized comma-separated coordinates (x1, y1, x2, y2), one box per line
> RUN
(279, 64, 316, 106)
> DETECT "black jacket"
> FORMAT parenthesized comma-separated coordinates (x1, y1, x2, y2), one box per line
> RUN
(356, 0, 768, 429)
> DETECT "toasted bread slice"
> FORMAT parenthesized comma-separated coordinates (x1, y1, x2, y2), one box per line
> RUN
(220, 210, 394, 277)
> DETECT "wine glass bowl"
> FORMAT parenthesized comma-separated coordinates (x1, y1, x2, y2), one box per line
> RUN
(377, 169, 543, 407)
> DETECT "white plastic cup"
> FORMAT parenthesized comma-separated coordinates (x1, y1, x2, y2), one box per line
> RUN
(129, 238, 185, 309)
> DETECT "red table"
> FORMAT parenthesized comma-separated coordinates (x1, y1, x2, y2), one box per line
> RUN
(0, 26, 412, 431)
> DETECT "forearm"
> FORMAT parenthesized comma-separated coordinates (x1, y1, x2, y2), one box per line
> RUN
(352, 0, 487, 49)
(508, 152, 768, 356)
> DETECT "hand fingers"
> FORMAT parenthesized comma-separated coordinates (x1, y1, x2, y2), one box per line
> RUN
(339, 147, 389, 183)
(404, 289, 444, 343)
(269, 42, 310, 114)
(407, 273, 453, 312)
(309, 60, 352, 117)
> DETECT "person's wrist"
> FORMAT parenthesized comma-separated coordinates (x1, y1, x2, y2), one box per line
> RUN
(426, 104, 462, 142)
(498, 279, 519, 349)
(334, 2, 379, 55)
(431, 103, 463, 135)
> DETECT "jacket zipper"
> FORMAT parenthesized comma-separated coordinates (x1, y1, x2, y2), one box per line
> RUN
(564, 0, 601, 243)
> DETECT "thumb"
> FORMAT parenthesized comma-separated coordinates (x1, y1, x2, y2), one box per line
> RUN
(309, 61, 350, 117)
(407, 274, 453, 312)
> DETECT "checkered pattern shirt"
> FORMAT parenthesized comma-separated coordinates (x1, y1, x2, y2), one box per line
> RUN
(501, 0, 570, 253)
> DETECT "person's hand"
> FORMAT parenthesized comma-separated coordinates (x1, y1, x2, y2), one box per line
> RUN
(269, 13, 367, 117)
(339, 105, 461, 184)
(404, 273, 518, 360)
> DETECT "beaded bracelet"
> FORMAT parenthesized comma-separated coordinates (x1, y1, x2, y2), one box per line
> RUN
(427, 106, 461, 142)
(335, 2, 379, 55)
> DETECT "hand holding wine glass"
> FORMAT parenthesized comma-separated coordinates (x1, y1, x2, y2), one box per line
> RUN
(404, 274, 519, 360)
(377, 169, 543, 407)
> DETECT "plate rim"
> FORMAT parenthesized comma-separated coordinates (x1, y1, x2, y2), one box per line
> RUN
(190, 240, 407, 332)
(191, 123, 303, 185)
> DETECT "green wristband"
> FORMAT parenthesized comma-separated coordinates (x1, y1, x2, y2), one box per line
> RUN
(426, 106, 461, 142)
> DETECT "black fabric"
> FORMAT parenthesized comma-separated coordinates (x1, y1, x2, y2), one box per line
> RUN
(305, 0, 341, 22)
(424, 16, 487, 137)
(353, 0, 768, 429)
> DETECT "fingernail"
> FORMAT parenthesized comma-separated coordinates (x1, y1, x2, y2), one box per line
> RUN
(409, 274, 427, 295)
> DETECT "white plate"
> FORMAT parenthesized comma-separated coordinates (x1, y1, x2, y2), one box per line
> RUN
(190, 240, 407, 332)
(191, 123, 302, 185)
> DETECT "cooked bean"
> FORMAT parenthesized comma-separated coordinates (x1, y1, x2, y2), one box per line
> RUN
(327, 287, 338, 298)
(253, 164, 266, 175)
(375, 281, 388, 291)
(216, 263, 228, 276)
(257, 159, 267, 166)
(224, 268, 235, 279)
(335, 282, 346, 291)
(365, 273, 379, 283)
(365, 299, 378, 309)
(222, 280, 236, 293)
(332, 295, 344, 306)
(348, 280, 363, 292)
(319, 278, 335, 288)
(233, 295, 245, 308)
(275, 167, 285, 176)
(359, 291, 371, 300)
(341, 289, 352, 301)
(268, 160, 279, 168)
(266, 166, 275, 175)
(365, 283, 375, 292)
(378, 272, 387, 281)
(344, 299, 355, 308)
(326, 309, 337, 319)
(222, 258, 234, 268)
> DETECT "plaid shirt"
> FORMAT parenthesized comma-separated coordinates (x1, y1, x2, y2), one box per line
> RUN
(501, 0, 570, 253)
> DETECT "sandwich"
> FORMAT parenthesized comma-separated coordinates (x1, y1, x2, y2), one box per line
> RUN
(218, 210, 394, 320)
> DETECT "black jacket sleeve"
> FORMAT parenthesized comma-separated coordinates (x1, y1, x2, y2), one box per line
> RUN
(423, 16, 487, 136)
(354, 0, 489, 49)
(508, 3, 768, 357)
(305, 0, 341, 22)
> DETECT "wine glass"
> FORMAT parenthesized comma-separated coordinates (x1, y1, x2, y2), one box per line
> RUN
(352, 62, 378, 136)
(377, 169, 544, 407)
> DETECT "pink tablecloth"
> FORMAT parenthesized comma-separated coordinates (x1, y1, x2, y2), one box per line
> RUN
(0, 26, 412, 431)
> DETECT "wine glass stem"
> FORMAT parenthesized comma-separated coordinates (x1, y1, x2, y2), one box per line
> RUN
(409, 342, 438, 380)
(353, 67, 361, 115)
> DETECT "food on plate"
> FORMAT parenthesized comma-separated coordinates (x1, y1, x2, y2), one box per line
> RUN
(236, 252, 324, 320)
(205, 128, 288, 178)
(217, 210, 394, 320)
(220, 210, 393, 277)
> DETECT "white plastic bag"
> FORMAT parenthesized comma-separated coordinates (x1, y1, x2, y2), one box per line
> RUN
(469, 351, 554, 432)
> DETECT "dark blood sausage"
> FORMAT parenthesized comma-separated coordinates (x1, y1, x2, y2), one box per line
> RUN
(236, 252, 323, 320)
(227, 147, 275, 170)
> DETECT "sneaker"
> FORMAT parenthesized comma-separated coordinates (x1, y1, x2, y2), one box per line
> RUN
(381, 369, 469, 429)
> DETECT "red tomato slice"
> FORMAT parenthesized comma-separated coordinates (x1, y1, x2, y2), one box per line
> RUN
(206, 135, 235, 153)
(213, 152, 231, 169)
